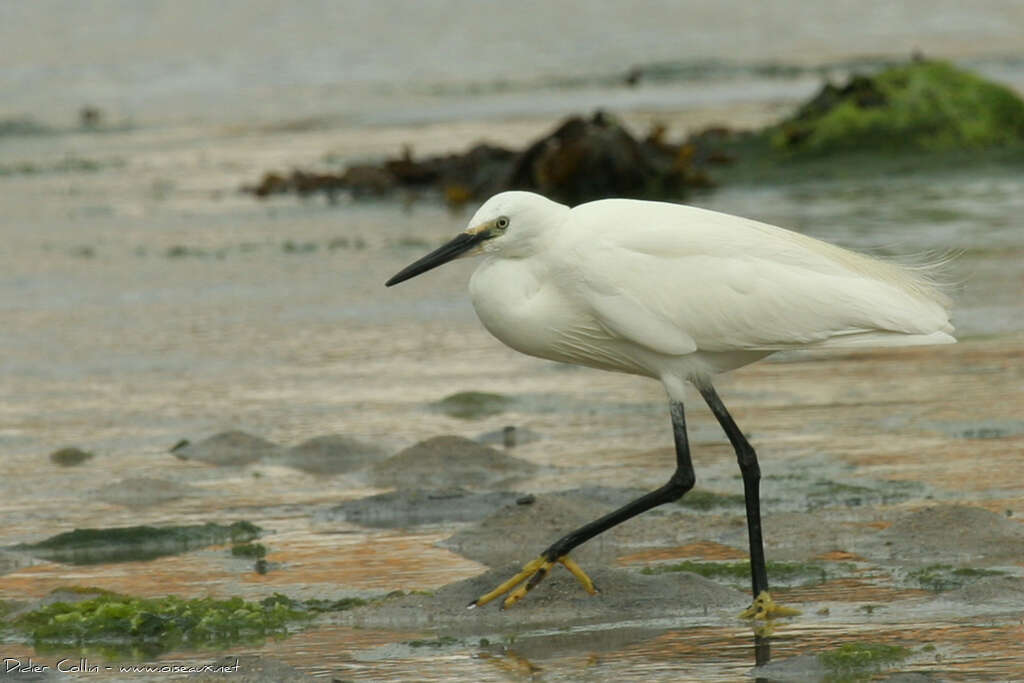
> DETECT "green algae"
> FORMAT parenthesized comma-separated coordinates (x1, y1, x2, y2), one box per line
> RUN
(774, 60, 1024, 155)
(406, 635, 459, 648)
(230, 542, 267, 559)
(302, 597, 368, 612)
(14, 521, 261, 565)
(819, 642, 911, 680)
(640, 559, 833, 586)
(804, 478, 922, 510)
(906, 564, 1005, 592)
(165, 245, 207, 258)
(709, 60, 1024, 192)
(13, 591, 304, 656)
(5, 589, 372, 659)
(49, 447, 95, 467)
(281, 240, 317, 254)
(433, 391, 513, 420)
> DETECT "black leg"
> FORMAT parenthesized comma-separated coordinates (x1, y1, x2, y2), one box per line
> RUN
(696, 380, 768, 598)
(470, 399, 698, 607)
(540, 399, 696, 560)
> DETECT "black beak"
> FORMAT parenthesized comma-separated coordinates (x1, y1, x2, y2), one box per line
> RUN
(385, 230, 488, 287)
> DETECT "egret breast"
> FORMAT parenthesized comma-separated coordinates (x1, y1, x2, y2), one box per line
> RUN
(469, 258, 575, 363)
(469, 257, 664, 376)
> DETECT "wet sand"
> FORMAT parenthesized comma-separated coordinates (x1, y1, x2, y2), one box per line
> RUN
(2, 71, 1024, 677)
(1, 331, 1022, 680)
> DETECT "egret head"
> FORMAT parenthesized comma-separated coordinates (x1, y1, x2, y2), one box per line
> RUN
(385, 191, 567, 286)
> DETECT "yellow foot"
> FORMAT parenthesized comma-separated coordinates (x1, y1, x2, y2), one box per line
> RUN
(739, 591, 802, 620)
(468, 555, 599, 609)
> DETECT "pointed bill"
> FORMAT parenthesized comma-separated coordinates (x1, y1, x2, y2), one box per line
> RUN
(385, 223, 493, 286)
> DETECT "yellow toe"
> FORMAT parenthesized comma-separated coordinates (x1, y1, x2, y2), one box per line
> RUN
(560, 556, 599, 595)
(471, 556, 547, 608)
(501, 560, 553, 609)
(739, 591, 802, 620)
(470, 554, 600, 609)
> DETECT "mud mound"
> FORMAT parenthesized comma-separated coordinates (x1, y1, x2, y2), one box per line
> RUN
(439, 488, 653, 567)
(443, 487, 886, 571)
(368, 436, 537, 489)
(875, 505, 1024, 565)
(275, 434, 386, 475)
(172, 431, 283, 467)
(325, 488, 523, 528)
(343, 564, 746, 633)
(760, 510, 879, 562)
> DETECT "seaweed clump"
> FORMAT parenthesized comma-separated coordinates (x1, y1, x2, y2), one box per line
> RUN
(244, 111, 727, 206)
(13, 592, 304, 656)
(7, 590, 371, 658)
(774, 59, 1024, 154)
(819, 642, 911, 679)
(433, 391, 513, 420)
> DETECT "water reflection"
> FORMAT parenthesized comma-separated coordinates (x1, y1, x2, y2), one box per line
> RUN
(477, 621, 783, 681)
(754, 632, 771, 668)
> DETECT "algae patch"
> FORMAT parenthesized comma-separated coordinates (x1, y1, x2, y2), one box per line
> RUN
(5, 590, 369, 658)
(406, 635, 460, 648)
(49, 447, 95, 467)
(12, 592, 302, 657)
(905, 564, 1005, 592)
(819, 642, 910, 679)
(433, 391, 513, 420)
(302, 597, 368, 612)
(774, 59, 1024, 154)
(13, 522, 261, 565)
(804, 478, 921, 510)
(230, 542, 268, 559)
(641, 560, 834, 586)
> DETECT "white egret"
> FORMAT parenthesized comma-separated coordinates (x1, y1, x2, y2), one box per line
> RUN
(386, 191, 954, 616)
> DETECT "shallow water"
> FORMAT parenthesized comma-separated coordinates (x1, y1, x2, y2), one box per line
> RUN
(5, 0, 1024, 128)
(3, 4, 1024, 680)
(2, 139, 1023, 676)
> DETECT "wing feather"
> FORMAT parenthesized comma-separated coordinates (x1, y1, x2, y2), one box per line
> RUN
(566, 200, 954, 354)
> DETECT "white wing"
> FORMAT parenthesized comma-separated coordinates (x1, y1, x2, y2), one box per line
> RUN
(583, 283, 697, 356)
(566, 199, 955, 354)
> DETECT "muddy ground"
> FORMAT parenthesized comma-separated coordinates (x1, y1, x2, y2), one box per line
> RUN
(1, 337, 1022, 681)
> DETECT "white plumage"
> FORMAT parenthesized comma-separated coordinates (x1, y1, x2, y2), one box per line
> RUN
(462, 192, 953, 395)
(385, 189, 955, 612)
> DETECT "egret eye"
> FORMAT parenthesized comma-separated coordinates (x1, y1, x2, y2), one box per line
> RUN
(495, 216, 510, 230)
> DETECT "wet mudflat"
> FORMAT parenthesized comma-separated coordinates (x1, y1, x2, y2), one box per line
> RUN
(3, 74, 1024, 677)
(1, 332, 1022, 680)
